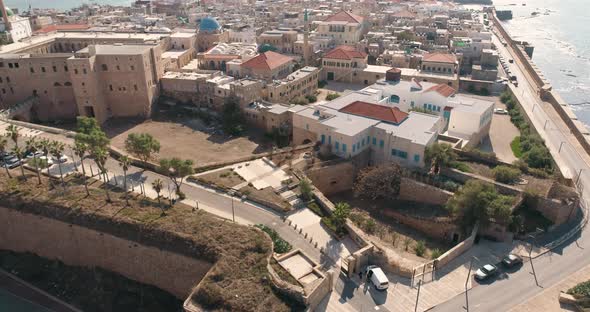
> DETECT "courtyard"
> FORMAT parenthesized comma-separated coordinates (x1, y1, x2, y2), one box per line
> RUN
(104, 116, 271, 167)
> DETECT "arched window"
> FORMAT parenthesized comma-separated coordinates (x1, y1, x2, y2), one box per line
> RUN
(64, 82, 72, 86)
(209, 60, 215, 68)
(54, 82, 62, 87)
(390, 95, 400, 104)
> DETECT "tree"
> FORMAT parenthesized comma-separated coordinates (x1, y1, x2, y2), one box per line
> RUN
(425, 142, 457, 174)
(119, 155, 131, 206)
(73, 141, 88, 176)
(354, 163, 402, 200)
(446, 180, 514, 229)
(159, 158, 194, 201)
(492, 165, 521, 184)
(25, 137, 42, 184)
(75, 117, 110, 153)
(50, 141, 66, 188)
(11, 146, 26, 180)
(124, 133, 160, 165)
(299, 179, 313, 201)
(152, 178, 164, 212)
(94, 148, 111, 202)
(0, 137, 12, 178)
(6, 124, 20, 148)
(332, 202, 351, 232)
(221, 95, 245, 136)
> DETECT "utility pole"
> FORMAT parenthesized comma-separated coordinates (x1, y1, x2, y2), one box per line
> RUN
(464, 256, 478, 311)
(528, 230, 543, 287)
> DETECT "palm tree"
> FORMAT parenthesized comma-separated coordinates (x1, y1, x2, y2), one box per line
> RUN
(94, 148, 111, 202)
(6, 124, 20, 147)
(0, 137, 11, 178)
(25, 137, 42, 185)
(73, 141, 90, 196)
(49, 141, 66, 188)
(119, 155, 131, 206)
(152, 178, 164, 213)
(12, 146, 26, 180)
(73, 141, 88, 176)
(424, 143, 457, 175)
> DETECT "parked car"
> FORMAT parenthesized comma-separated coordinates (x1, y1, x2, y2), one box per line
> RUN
(26, 151, 44, 159)
(53, 155, 68, 164)
(475, 264, 498, 281)
(366, 265, 389, 290)
(5, 157, 21, 169)
(494, 108, 509, 115)
(502, 254, 523, 268)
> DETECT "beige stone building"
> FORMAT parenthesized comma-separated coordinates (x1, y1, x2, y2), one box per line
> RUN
(0, 31, 175, 124)
(266, 66, 320, 103)
(313, 11, 368, 48)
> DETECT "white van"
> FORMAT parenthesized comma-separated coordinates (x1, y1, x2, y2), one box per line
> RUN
(366, 265, 389, 290)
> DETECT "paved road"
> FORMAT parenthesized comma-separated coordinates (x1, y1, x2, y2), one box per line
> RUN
(429, 21, 590, 312)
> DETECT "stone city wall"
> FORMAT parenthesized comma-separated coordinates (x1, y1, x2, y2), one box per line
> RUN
(399, 177, 453, 206)
(0, 207, 212, 300)
(380, 209, 457, 242)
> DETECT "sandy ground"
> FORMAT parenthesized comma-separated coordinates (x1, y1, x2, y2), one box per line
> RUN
(476, 96, 520, 163)
(105, 117, 271, 166)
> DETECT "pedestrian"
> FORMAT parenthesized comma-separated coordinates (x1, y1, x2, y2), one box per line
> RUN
(359, 270, 363, 281)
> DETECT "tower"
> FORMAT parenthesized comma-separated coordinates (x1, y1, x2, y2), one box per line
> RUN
(0, 0, 12, 31)
(303, 8, 310, 66)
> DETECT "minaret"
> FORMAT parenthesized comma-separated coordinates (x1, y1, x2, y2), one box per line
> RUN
(303, 8, 310, 66)
(0, 0, 11, 31)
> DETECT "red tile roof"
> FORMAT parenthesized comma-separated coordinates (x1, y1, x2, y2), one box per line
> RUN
(422, 53, 457, 64)
(340, 101, 408, 124)
(426, 84, 456, 97)
(241, 51, 293, 71)
(324, 45, 367, 60)
(324, 11, 364, 23)
(36, 24, 90, 33)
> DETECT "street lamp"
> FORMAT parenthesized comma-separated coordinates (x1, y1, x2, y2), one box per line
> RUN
(229, 190, 235, 223)
(528, 228, 544, 288)
(464, 256, 479, 311)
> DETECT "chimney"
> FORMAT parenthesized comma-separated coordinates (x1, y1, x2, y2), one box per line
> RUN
(0, 0, 11, 31)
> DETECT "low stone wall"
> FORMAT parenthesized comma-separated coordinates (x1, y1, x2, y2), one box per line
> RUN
(0, 118, 77, 138)
(399, 177, 453, 206)
(0, 207, 212, 300)
(441, 167, 522, 196)
(380, 209, 457, 242)
(435, 224, 478, 268)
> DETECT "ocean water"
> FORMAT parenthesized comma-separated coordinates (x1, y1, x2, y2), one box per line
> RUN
(4, 0, 132, 11)
(493, 0, 590, 126)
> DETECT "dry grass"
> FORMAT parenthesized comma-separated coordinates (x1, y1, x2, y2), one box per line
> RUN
(198, 169, 245, 189)
(0, 170, 297, 312)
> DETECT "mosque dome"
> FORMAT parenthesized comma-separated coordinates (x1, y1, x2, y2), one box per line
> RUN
(4, 7, 14, 17)
(199, 17, 221, 33)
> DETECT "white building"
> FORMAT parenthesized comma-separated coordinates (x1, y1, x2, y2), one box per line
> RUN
(0, 7, 32, 43)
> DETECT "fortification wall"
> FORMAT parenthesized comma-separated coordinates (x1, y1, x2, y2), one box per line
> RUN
(0, 207, 212, 300)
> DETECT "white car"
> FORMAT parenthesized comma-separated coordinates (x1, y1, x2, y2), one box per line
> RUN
(366, 265, 389, 290)
(494, 108, 509, 115)
(53, 155, 69, 164)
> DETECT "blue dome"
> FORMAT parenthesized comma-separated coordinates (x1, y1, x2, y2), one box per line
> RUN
(199, 17, 221, 32)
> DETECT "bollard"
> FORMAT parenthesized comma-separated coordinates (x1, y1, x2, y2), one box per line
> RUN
(288, 220, 292, 225)
(314, 242, 318, 248)
(299, 228, 302, 234)
(320, 247, 324, 254)
(294, 224, 297, 230)
(304, 233, 308, 238)
(309, 237, 313, 243)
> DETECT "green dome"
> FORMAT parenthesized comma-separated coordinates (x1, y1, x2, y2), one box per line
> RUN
(5, 7, 13, 17)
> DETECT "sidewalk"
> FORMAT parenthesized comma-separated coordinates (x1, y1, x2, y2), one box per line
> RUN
(509, 263, 590, 311)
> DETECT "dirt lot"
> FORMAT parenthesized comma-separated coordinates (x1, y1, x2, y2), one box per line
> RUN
(104, 117, 271, 166)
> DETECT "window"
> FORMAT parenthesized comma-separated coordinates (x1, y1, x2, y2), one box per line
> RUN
(328, 136, 331, 144)
(379, 140, 384, 148)
(399, 151, 408, 159)
(423, 103, 427, 109)
(53, 66, 57, 72)
(0, 77, 3, 83)
(414, 154, 420, 162)
(361, 138, 365, 146)
(411, 101, 415, 107)
(0, 62, 3, 67)
(342, 144, 347, 152)
(130, 65, 135, 71)
(372, 137, 377, 145)
(357, 142, 360, 150)
(353, 144, 356, 153)
(6, 77, 9, 83)
(74, 69, 79, 74)
(437, 106, 441, 112)
(109, 84, 113, 91)
(390, 95, 400, 104)
(14, 63, 18, 68)
(134, 84, 138, 91)
(8, 63, 13, 68)
(306, 124, 309, 130)
(117, 65, 120, 71)
(83, 68, 87, 74)
(321, 135, 325, 144)
(41, 67, 46, 73)
(101, 64, 108, 71)
(367, 135, 370, 144)
(64, 66, 68, 72)
(335, 141, 339, 151)
(64, 82, 72, 86)
(30, 67, 35, 73)
(391, 149, 397, 156)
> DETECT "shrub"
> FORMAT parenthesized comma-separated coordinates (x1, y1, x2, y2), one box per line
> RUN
(305, 94, 317, 103)
(299, 179, 313, 201)
(450, 161, 472, 173)
(307, 202, 324, 217)
(325, 93, 341, 101)
(511, 136, 523, 158)
(493, 165, 521, 184)
(568, 280, 590, 299)
(414, 240, 426, 257)
(255, 224, 292, 254)
(364, 219, 377, 234)
(318, 80, 327, 88)
(430, 248, 443, 259)
(500, 91, 512, 104)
